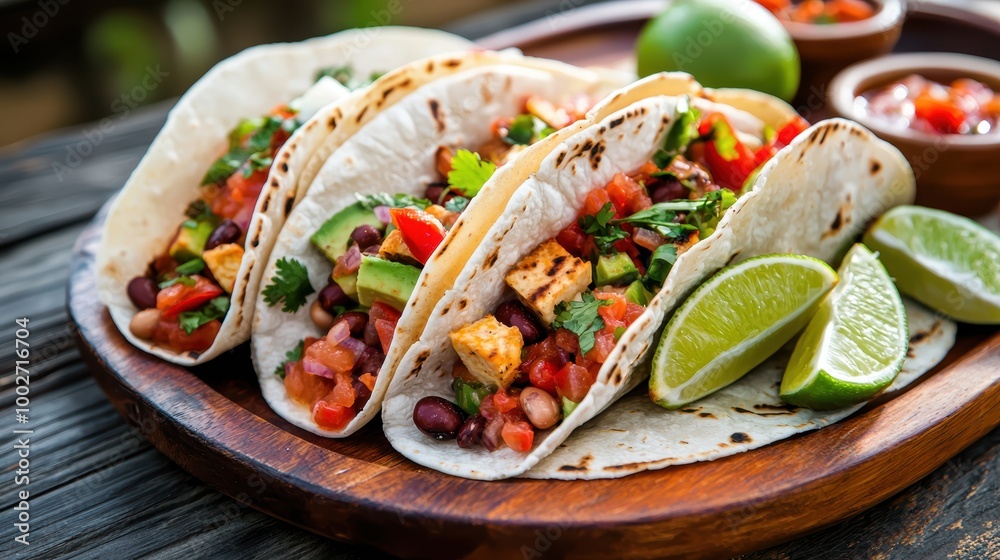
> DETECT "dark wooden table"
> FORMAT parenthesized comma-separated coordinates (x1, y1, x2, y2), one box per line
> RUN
(4, 8, 1000, 560)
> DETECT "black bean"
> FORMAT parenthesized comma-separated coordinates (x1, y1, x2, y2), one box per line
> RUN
(363, 321, 380, 348)
(205, 220, 241, 251)
(318, 282, 351, 313)
(413, 396, 464, 440)
(350, 225, 382, 250)
(650, 180, 687, 204)
(494, 300, 545, 344)
(456, 414, 486, 449)
(353, 346, 385, 377)
(127, 277, 159, 309)
(425, 185, 447, 203)
(333, 311, 368, 336)
(352, 378, 373, 410)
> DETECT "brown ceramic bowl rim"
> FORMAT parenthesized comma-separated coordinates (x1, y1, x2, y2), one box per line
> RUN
(828, 52, 1000, 148)
(779, 0, 904, 41)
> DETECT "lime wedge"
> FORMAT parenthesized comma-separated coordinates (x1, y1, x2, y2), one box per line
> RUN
(863, 206, 1000, 324)
(779, 244, 907, 410)
(650, 254, 838, 409)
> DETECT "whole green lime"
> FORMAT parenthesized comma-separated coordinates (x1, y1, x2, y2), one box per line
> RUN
(636, 0, 800, 102)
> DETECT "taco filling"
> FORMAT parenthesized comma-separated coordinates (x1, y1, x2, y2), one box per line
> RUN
(413, 99, 809, 452)
(121, 72, 372, 354)
(272, 95, 593, 431)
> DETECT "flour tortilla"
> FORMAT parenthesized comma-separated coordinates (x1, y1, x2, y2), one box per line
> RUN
(252, 55, 628, 437)
(526, 298, 955, 479)
(382, 78, 915, 480)
(96, 27, 472, 365)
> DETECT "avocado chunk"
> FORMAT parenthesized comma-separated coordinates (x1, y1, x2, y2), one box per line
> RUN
(310, 202, 384, 263)
(595, 253, 638, 287)
(333, 272, 359, 299)
(624, 280, 653, 306)
(169, 220, 215, 263)
(356, 255, 420, 312)
(562, 396, 579, 419)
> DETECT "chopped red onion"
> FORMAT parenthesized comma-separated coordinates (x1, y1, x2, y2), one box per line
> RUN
(338, 336, 367, 362)
(373, 205, 392, 224)
(334, 244, 362, 277)
(302, 356, 335, 379)
(326, 321, 351, 345)
(284, 361, 296, 378)
(633, 227, 667, 251)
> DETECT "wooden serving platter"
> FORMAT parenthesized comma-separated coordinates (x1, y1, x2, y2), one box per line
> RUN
(71, 2, 1000, 558)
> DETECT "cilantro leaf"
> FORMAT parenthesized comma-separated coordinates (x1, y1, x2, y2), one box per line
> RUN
(551, 292, 612, 354)
(202, 147, 254, 185)
(202, 116, 284, 185)
(356, 193, 431, 210)
(686, 188, 737, 237)
(263, 258, 314, 313)
(653, 97, 701, 168)
(247, 116, 283, 152)
(447, 149, 496, 198)
(174, 258, 205, 275)
(274, 339, 305, 378)
(178, 296, 230, 335)
(504, 114, 549, 145)
(243, 153, 274, 178)
(158, 276, 196, 289)
(444, 196, 470, 213)
(644, 244, 678, 290)
(184, 200, 215, 222)
(579, 202, 629, 254)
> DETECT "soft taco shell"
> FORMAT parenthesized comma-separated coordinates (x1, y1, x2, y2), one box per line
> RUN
(252, 54, 627, 437)
(382, 79, 914, 480)
(96, 27, 471, 365)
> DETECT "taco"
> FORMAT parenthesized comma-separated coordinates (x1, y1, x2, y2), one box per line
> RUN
(251, 52, 631, 436)
(381, 73, 915, 480)
(96, 27, 471, 364)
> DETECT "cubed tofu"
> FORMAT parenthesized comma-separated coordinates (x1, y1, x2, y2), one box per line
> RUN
(505, 239, 592, 325)
(378, 229, 421, 267)
(450, 315, 523, 389)
(202, 243, 244, 293)
(425, 204, 459, 229)
(675, 230, 699, 256)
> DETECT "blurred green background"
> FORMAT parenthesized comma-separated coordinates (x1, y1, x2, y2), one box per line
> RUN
(0, 0, 599, 147)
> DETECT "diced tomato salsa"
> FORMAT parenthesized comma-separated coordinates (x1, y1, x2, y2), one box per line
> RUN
(757, 0, 876, 24)
(861, 74, 1000, 136)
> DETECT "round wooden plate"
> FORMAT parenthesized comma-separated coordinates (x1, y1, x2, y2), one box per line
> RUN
(71, 3, 1000, 558)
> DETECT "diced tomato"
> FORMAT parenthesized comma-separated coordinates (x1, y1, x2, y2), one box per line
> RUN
(526, 357, 560, 395)
(313, 400, 355, 431)
(608, 172, 652, 214)
(554, 329, 580, 354)
(826, 0, 874, 22)
(556, 222, 589, 258)
(775, 117, 809, 148)
(152, 318, 221, 353)
(555, 363, 595, 403)
(493, 388, 521, 413)
(210, 168, 268, 230)
(156, 276, 224, 318)
(582, 188, 613, 216)
(359, 372, 377, 391)
(756, 0, 790, 13)
(595, 293, 627, 323)
(284, 356, 336, 407)
(370, 301, 402, 324)
(624, 302, 646, 324)
(701, 114, 758, 191)
(914, 94, 966, 135)
(389, 207, 446, 264)
(501, 420, 535, 452)
(372, 320, 393, 354)
(370, 302, 400, 353)
(479, 391, 499, 421)
(585, 330, 616, 364)
(305, 340, 356, 373)
(328, 372, 357, 408)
